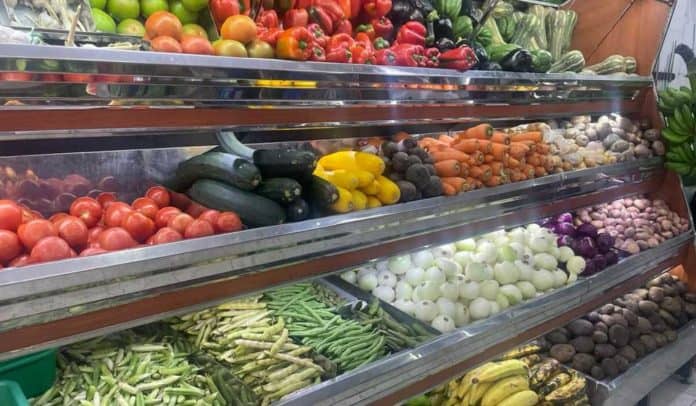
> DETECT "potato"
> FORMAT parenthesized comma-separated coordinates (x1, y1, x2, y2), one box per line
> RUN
(629, 339, 646, 357)
(570, 336, 595, 354)
(652, 332, 667, 348)
(684, 303, 696, 318)
(594, 343, 617, 359)
(591, 365, 605, 380)
(550, 344, 576, 363)
(675, 281, 688, 294)
(615, 355, 630, 372)
(567, 319, 594, 337)
(682, 292, 696, 304)
(617, 346, 637, 362)
(629, 326, 641, 339)
(636, 317, 652, 333)
(664, 329, 678, 342)
(658, 309, 679, 328)
(608, 324, 629, 347)
(601, 358, 619, 378)
(640, 335, 657, 352)
(621, 309, 638, 326)
(546, 330, 569, 345)
(663, 285, 677, 296)
(571, 353, 596, 373)
(633, 288, 649, 300)
(586, 311, 601, 323)
(592, 330, 608, 344)
(599, 304, 615, 315)
(638, 300, 658, 315)
(594, 321, 608, 333)
(661, 296, 682, 315)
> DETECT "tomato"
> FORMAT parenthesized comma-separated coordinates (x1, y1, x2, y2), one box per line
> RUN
(132, 197, 159, 219)
(215, 211, 242, 233)
(49, 212, 70, 224)
(221, 15, 256, 44)
(121, 211, 156, 242)
(145, 186, 171, 208)
(182, 23, 208, 38)
(17, 219, 58, 250)
(79, 247, 108, 257)
(155, 206, 181, 228)
(69, 197, 102, 228)
(151, 35, 183, 53)
(183, 219, 215, 239)
(0, 200, 22, 231)
(167, 213, 194, 234)
(8, 254, 32, 267)
(56, 216, 89, 249)
(181, 35, 215, 55)
(185, 201, 208, 218)
(30, 236, 72, 263)
(148, 227, 183, 245)
(1, 72, 33, 81)
(145, 11, 183, 40)
(198, 209, 220, 226)
(96, 192, 117, 207)
(169, 191, 192, 211)
(19, 206, 36, 223)
(0, 230, 23, 264)
(87, 226, 104, 244)
(98, 227, 137, 251)
(103, 202, 133, 227)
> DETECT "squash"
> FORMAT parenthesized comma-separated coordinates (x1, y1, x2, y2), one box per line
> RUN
(361, 179, 381, 195)
(584, 55, 627, 75)
(354, 170, 375, 188)
(366, 196, 382, 208)
(531, 49, 553, 73)
(375, 175, 401, 205)
(624, 56, 637, 74)
(173, 151, 261, 192)
(548, 50, 585, 73)
(318, 151, 385, 175)
(351, 189, 368, 210)
(331, 187, 354, 213)
(314, 167, 359, 190)
(255, 178, 302, 204)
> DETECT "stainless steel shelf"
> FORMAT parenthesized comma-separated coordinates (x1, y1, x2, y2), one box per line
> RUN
(0, 44, 651, 108)
(276, 233, 693, 406)
(586, 319, 696, 406)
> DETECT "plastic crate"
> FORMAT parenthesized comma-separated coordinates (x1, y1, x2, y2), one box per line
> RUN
(0, 349, 56, 398)
(0, 381, 29, 406)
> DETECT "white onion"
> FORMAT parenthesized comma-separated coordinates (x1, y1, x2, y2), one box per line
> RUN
(528, 235, 551, 253)
(534, 253, 558, 270)
(414, 300, 438, 322)
(493, 261, 519, 284)
(508, 242, 526, 258)
(395, 281, 413, 300)
(497, 245, 517, 262)
(458, 280, 480, 300)
(489, 300, 501, 315)
(372, 286, 395, 302)
(515, 260, 534, 281)
(436, 257, 462, 279)
(388, 256, 411, 274)
(393, 299, 415, 315)
(440, 281, 459, 301)
(482, 230, 505, 241)
(357, 267, 376, 279)
(500, 284, 523, 305)
(377, 269, 397, 287)
(548, 245, 561, 259)
(476, 242, 498, 264)
(455, 238, 477, 251)
(454, 303, 470, 326)
(411, 286, 422, 302)
(494, 235, 510, 247)
(411, 250, 435, 269)
(432, 243, 456, 258)
(508, 228, 527, 244)
(453, 251, 473, 267)
(531, 269, 554, 291)
(375, 261, 389, 273)
(340, 271, 357, 284)
(469, 297, 491, 319)
(519, 247, 534, 265)
(567, 272, 578, 284)
(552, 269, 568, 288)
(480, 280, 500, 300)
(465, 262, 492, 281)
(358, 273, 378, 291)
(418, 281, 440, 301)
(526, 224, 542, 234)
(405, 267, 425, 286)
(567, 256, 586, 274)
(425, 266, 446, 285)
(515, 281, 537, 299)
(431, 314, 456, 332)
(558, 246, 575, 263)
(436, 297, 457, 318)
(496, 293, 510, 310)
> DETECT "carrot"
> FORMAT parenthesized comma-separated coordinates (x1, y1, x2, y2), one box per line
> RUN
(490, 143, 509, 160)
(442, 182, 457, 196)
(523, 164, 535, 178)
(419, 138, 451, 150)
(438, 134, 455, 144)
(536, 143, 550, 154)
(510, 131, 542, 143)
(452, 139, 481, 154)
(517, 140, 538, 152)
(509, 142, 530, 159)
(484, 154, 494, 163)
(484, 176, 502, 187)
(434, 160, 461, 177)
(490, 162, 504, 176)
(527, 153, 542, 167)
(508, 169, 523, 182)
(459, 165, 469, 178)
(430, 148, 471, 163)
(490, 131, 510, 145)
(469, 166, 485, 179)
(478, 140, 493, 154)
(506, 157, 521, 168)
(463, 124, 493, 140)
(478, 164, 492, 181)
(441, 177, 467, 192)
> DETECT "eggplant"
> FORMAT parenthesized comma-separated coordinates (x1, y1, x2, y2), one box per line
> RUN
(410, 0, 434, 17)
(389, 0, 414, 26)
(479, 62, 501, 71)
(433, 17, 453, 40)
(435, 37, 456, 51)
(500, 49, 533, 72)
(408, 8, 425, 23)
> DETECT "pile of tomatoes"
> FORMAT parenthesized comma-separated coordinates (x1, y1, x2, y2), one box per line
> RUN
(0, 186, 242, 269)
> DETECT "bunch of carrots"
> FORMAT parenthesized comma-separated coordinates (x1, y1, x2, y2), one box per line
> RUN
(418, 123, 561, 196)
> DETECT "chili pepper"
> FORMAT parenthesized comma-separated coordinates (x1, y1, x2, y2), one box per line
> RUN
(283, 8, 309, 27)
(210, 0, 249, 24)
(363, 0, 391, 18)
(276, 27, 313, 60)
(391, 43, 423, 67)
(308, 6, 333, 33)
(256, 9, 279, 28)
(326, 46, 352, 63)
(395, 21, 426, 47)
(438, 45, 477, 71)
(370, 17, 393, 41)
(373, 36, 389, 49)
(423, 47, 439, 67)
(315, 0, 345, 21)
(257, 27, 282, 46)
(310, 44, 326, 61)
(333, 18, 352, 35)
(355, 23, 375, 40)
(307, 23, 328, 48)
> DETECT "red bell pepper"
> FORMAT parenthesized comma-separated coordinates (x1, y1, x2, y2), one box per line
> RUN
(283, 9, 309, 27)
(349, 0, 362, 18)
(315, 0, 345, 22)
(295, 0, 312, 8)
(308, 6, 333, 34)
(333, 19, 352, 35)
(307, 23, 328, 48)
(310, 44, 326, 61)
(391, 43, 424, 67)
(276, 27, 313, 60)
(362, 0, 391, 18)
(326, 47, 352, 63)
(396, 21, 426, 47)
(373, 36, 389, 49)
(210, 0, 250, 25)
(439, 46, 478, 71)
(423, 47, 440, 67)
(257, 9, 279, 28)
(355, 32, 373, 52)
(257, 27, 282, 46)
(355, 23, 375, 41)
(328, 33, 355, 49)
(351, 43, 375, 64)
(374, 48, 397, 65)
(337, 0, 351, 18)
(370, 17, 393, 41)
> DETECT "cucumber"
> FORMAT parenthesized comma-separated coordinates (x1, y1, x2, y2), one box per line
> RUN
(286, 198, 310, 222)
(174, 151, 261, 192)
(187, 179, 286, 227)
(255, 178, 302, 204)
(303, 175, 338, 208)
(548, 50, 585, 73)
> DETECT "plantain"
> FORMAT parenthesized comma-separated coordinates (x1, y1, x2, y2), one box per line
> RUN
(468, 381, 493, 406)
(496, 344, 543, 361)
(544, 372, 587, 404)
(480, 374, 530, 406)
(472, 360, 528, 384)
(530, 359, 561, 389)
(518, 354, 542, 367)
(497, 390, 539, 406)
(538, 372, 571, 398)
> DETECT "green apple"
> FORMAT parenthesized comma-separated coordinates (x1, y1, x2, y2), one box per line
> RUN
(169, 0, 198, 24)
(117, 18, 146, 36)
(140, 0, 168, 17)
(181, 0, 208, 12)
(92, 8, 117, 32)
(90, 0, 107, 10)
(107, 0, 140, 20)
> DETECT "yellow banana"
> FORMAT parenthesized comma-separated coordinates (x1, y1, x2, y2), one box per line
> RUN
(498, 390, 539, 406)
(456, 364, 488, 398)
(480, 375, 530, 406)
(473, 360, 528, 384)
(468, 381, 493, 406)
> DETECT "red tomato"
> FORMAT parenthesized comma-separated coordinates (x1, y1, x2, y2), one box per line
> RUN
(62, 73, 93, 83)
(184, 219, 215, 239)
(0, 230, 23, 264)
(148, 227, 184, 245)
(169, 191, 192, 211)
(30, 236, 72, 263)
(49, 212, 70, 224)
(121, 211, 156, 242)
(41, 73, 63, 82)
(215, 212, 243, 233)
(69, 197, 102, 228)
(155, 206, 182, 228)
(1, 72, 33, 81)
(185, 201, 208, 218)
(97, 227, 137, 251)
(96, 192, 117, 207)
(87, 226, 103, 244)
(145, 186, 171, 208)
(79, 247, 108, 257)
(31, 210, 44, 219)
(167, 213, 194, 234)
(0, 200, 22, 231)
(198, 209, 220, 226)
(132, 197, 159, 219)
(17, 219, 58, 250)
(8, 254, 32, 267)
(103, 203, 134, 228)
(56, 216, 89, 249)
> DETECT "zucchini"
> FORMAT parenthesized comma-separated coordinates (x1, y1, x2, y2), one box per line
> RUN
(584, 55, 626, 75)
(546, 9, 567, 61)
(487, 43, 521, 63)
(255, 177, 302, 204)
(286, 198, 310, 222)
(511, 14, 540, 50)
(528, 5, 549, 50)
(187, 179, 286, 227)
(531, 49, 553, 73)
(548, 50, 585, 73)
(484, 18, 507, 46)
(303, 175, 339, 208)
(174, 151, 261, 192)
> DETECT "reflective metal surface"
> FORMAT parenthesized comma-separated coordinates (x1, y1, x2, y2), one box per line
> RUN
(0, 44, 651, 107)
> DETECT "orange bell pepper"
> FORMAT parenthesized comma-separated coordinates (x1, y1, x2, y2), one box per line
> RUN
(276, 27, 313, 61)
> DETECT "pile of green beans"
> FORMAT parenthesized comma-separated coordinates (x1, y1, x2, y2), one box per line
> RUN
(265, 284, 387, 372)
(169, 295, 324, 406)
(32, 330, 225, 406)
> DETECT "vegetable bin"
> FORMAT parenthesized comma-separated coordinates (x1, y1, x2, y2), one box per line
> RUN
(0, 381, 29, 406)
(0, 349, 56, 398)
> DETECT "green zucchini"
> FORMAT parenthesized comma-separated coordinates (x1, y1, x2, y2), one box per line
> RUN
(286, 198, 310, 222)
(528, 5, 549, 50)
(530, 49, 553, 73)
(187, 179, 286, 227)
(546, 9, 567, 61)
(484, 18, 507, 46)
(487, 43, 521, 63)
(548, 50, 585, 73)
(585, 55, 626, 75)
(174, 151, 261, 192)
(255, 177, 302, 204)
(303, 175, 338, 208)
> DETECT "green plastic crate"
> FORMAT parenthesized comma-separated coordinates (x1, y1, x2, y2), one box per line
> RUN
(0, 349, 56, 398)
(0, 381, 28, 406)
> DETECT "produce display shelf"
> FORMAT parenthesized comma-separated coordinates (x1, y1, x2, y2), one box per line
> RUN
(0, 44, 652, 108)
(0, 158, 664, 343)
(585, 319, 696, 406)
(276, 233, 693, 406)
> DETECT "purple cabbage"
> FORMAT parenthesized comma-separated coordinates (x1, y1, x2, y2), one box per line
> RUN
(540, 217, 556, 229)
(576, 223, 598, 239)
(596, 233, 615, 254)
(604, 250, 618, 266)
(572, 236, 598, 258)
(554, 222, 577, 237)
(557, 235, 574, 247)
(592, 254, 607, 271)
(555, 212, 573, 224)
(583, 260, 598, 276)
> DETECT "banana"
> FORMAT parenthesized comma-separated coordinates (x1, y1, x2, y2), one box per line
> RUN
(456, 364, 488, 398)
(518, 354, 542, 367)
(468, 381, 493, 406)
(681, 105, 696, 129)
(659, 99, 675, 115)
(660, 89, 680, 109)
(497, 390, 539, 406)
(666, 161, 693, 175)
(662, 127, 690, 144)
(674, 89, 693, 106)
(544, 372, 587, 404)
(472, 360, 528, 384)
(496, 344, 543, 361)
(537, 372, 571, 397)
(530, 359, 560, 389)
(480, 375, 529, 406)
(673, 108, 690, 133)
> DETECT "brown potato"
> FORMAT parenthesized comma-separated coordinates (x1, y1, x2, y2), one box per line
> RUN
(567, 319, 594, 337)
(550, 344, 576, 363)
(570, 336, 595, 354)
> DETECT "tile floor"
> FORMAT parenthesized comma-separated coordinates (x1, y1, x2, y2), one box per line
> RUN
(650, 373, 696, 405)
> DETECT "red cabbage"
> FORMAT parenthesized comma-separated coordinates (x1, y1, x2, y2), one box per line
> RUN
(557, 235, 574, 247)
(573, 236, 598, 258)
(583, 260, 598, 275)
(554, 222, 577, 237)
(592, 254, 607, 271)
(576, 223, 598, 238)
(596, 233, 614, 254)
(555, 212, 573, 223)
(604, 250, 618, 266)
(540, 218, 556, 229)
